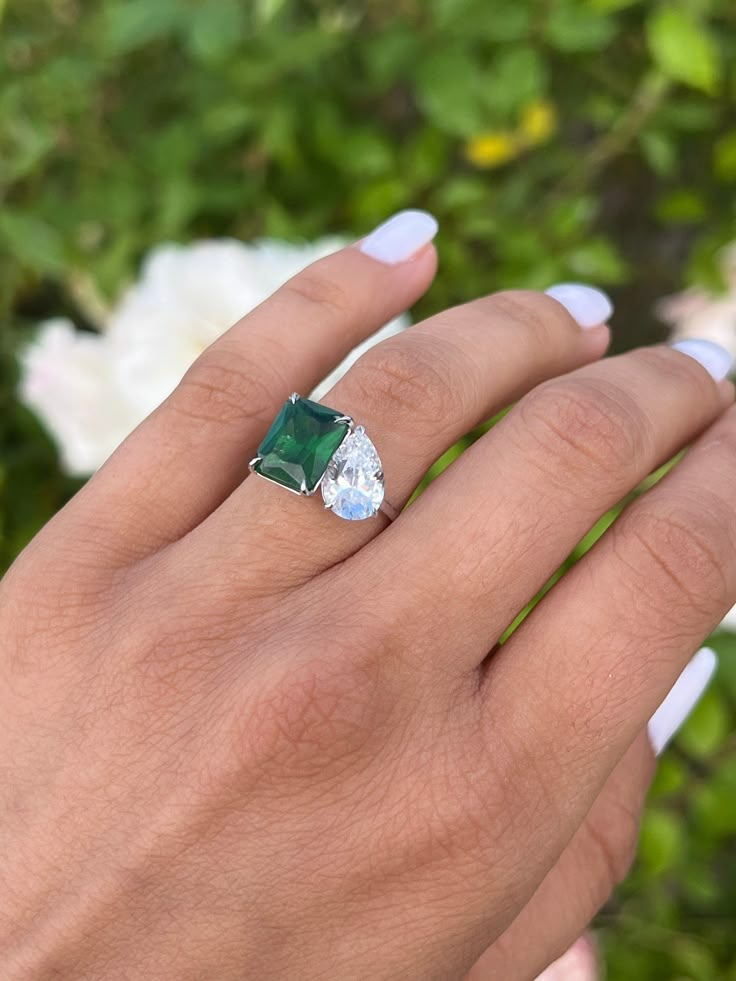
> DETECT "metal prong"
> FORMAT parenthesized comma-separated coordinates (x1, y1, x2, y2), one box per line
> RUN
(248, 457, 262, 472)
(289, 392, 300, 403)
(334, 414, 353, 427)
(299, 479, 310, 496)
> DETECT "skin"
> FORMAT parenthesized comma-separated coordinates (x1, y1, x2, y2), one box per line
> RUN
(1, 240, 735, 980)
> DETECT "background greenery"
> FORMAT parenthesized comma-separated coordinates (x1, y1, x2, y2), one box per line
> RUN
(1, 0, 735, 976)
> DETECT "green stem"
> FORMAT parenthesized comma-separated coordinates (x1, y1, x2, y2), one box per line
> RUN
(547, 71, 670, 204)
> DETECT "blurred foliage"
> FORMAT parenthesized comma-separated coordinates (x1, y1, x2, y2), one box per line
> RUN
(1, 0, 736, 976)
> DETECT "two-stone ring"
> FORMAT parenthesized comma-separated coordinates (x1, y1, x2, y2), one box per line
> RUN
(249, 393, 397, 522)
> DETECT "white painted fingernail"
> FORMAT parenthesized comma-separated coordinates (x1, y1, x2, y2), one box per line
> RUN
(359, 210, 438, 265)
(670, 339, 734, 382)
(648, 647, 717, 756)
(544, 283, 613, 329)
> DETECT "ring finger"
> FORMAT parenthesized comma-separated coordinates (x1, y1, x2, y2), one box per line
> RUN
(190, 284, 611, 586)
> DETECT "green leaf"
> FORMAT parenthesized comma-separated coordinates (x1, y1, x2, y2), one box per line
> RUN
(678, 687, 729, 758)
(671, 936, 719, 981)
(647, 7, 721, 94)
(639, 130, 677, 177)
(185, 1, 248, 62)
(101, 0, 184, 54)
(713, 632, 736, 699)
(0, 211, 65, 274)
(655, 187, 708, 224)
(361, 27, 417, 87)
(567, 237, 627, 282)
(339, 130, 395, 180)
(639, 808, 684, 875)
(547, 195, 597, 240)
(650, 754, 687, 796)
(434, 176, 490, 210)
(349, 179, 409, 226)
(544, 5, 617, 52)
(413, 47, 488, 136)
(683, 863, 720, 908)
(430, 0, 531, 41)
(401, 129, 450, 189)
(482, 46, 545, 118)
(253, 0, 288, 25)
(589, 0, 642, 10)
(714, 131, 736, 182)
(659, 97, 718, 131)
(693, 779, 736, 837)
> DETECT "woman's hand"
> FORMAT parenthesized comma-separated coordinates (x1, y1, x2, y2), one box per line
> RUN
(2, 211, 734, 980)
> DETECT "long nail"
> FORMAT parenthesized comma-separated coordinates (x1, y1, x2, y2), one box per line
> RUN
(359, 210, 438, 265)
(648, 647, 717, 756)
(544, 283, 613, 329)
(670, 339, 734, 382)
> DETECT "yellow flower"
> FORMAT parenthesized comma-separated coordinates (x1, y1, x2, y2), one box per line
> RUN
(465, 99, 558, 169)
(464, 132, 519, 169)
(519, 99, 557, 145)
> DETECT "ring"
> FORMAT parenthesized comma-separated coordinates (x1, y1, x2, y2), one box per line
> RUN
(249, 394, 396, 522)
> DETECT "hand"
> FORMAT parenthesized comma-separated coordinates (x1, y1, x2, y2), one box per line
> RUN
(2, 211, 734, 980)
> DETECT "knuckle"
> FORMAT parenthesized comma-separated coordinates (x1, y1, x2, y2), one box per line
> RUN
(280, 267, 353, 321)
(241, 650, 388, 779)
(486, 290, 562, 346)
(519, 377, 652, 483)
(173, 345, 283, 428)
(616, 497, 733, 619)
(128, 593, 243, 698)
(350, 338, 464, 436)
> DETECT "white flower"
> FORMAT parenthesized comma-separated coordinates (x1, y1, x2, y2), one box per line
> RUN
(658, 242, 736, 357)
(20, 239, 409, 477)
(20, 318, 138, 476)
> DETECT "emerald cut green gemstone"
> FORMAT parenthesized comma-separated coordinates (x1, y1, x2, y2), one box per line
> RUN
(253, 396, 349, 494)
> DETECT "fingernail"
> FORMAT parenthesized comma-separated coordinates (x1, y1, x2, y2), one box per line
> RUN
(359, 210, 438, 265)
(544, 283, 613, 329)
(670, 338, 734, 382)
(648, 647, 717, 756)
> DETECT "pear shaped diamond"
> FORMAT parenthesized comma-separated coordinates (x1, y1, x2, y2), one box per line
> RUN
(321, 426, 385, 520)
